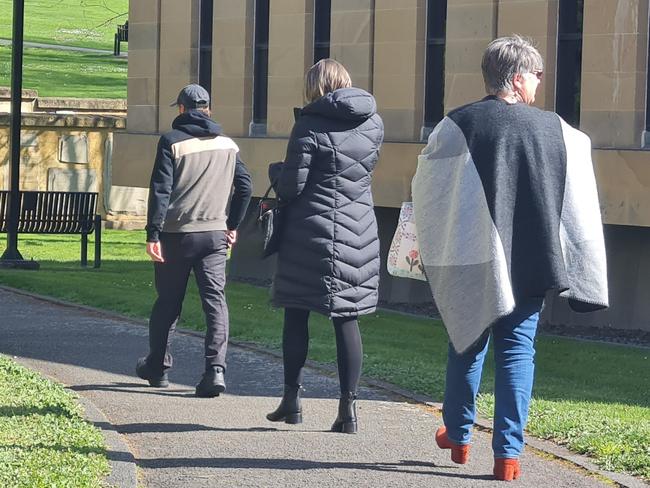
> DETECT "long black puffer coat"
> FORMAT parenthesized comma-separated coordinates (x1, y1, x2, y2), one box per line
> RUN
(269, 87, 384, 318)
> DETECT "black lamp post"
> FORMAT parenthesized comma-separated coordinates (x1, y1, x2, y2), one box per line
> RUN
(0, 0, 38, 269)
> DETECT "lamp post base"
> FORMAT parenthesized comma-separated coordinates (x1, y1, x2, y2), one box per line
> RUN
(0, 254, 40, 270)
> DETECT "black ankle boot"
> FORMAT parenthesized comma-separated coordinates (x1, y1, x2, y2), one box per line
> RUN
(266, 385, 302, 424)
(331, 392, 357, 434)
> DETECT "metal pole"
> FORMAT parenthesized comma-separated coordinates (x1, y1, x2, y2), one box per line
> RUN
(0, 0, 37, 269)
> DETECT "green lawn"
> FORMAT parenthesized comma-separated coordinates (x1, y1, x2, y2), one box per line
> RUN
(0, 45, 127, 98)
(0, 355, 109, 487)
(0, 0, 128, 50)
(0, 231, 648, 480)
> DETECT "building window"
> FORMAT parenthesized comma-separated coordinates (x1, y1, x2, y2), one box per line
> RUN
(198, 0, 213, 96)
(251, 0, 270, 135)
(556, 0, 584, 127)
(313, 0, 331, 63)
(422, 0, 447, 139)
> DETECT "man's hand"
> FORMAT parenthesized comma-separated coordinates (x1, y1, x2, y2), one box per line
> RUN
(226, 230, 237, 248)
(146, 241, 164, 262)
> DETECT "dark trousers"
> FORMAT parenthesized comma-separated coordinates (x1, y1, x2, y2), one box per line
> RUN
(282, 308, 363, 395)
(146, 230, 229, 373)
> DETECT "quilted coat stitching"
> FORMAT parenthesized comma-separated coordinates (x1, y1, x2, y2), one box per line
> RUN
(271, 87, 384, 317)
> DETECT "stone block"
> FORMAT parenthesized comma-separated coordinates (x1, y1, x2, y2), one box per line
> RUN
(59, 134, 89, 164)
(583, 0, 643, 35)
(128, 22, 160, 51)
(213, 0, 250, 19)
(330, 10, 372, 44)
(47, 168, 98, 192)
(331, 0, 373, 12)
(111, 132, 159, 187)
(374, 75, 423, 109)
(20, 131, 39, 147)
(375, 0, 421, 12)
(270, 0, 310, 15)
(129, 0, 159, 23)
(582, 33, 641, 74)
(127, 105, 158, 134)
(446, 2, 495, 40)
(128, 77, 158, 107)
(373, 41, 423, 76)
(374, 8, 421, 44)
(498, 0, 553, 37)
(213, 18, 250, 47)
(212, 46, 249, 77)
(580, 110, 643, 148)
(379, 108, 421, 141)
(107, 185, 149, 216)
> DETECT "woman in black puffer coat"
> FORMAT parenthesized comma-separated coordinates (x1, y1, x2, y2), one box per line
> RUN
(266, 59, 383, 433)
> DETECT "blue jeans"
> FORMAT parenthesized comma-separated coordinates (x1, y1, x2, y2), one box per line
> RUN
(442, 299, 542, 459)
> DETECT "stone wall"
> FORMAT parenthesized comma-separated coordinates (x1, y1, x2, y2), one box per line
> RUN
(0, 112, 125, 218)
(0, 87, 126, 115)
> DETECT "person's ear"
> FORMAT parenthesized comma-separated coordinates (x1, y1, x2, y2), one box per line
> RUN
(512, 73, 524, 92)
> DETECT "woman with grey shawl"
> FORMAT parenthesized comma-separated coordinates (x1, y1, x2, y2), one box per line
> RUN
(412, 36, 608, 481)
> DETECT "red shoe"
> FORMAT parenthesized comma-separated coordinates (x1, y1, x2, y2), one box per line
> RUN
(435, 426, 470, 464)
(493, 458, 520, 481)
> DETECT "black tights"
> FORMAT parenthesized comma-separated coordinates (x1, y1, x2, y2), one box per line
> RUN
(282, 308, 363, 395)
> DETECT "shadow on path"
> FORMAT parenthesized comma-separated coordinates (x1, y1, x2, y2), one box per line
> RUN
(135, 456, 494, 480)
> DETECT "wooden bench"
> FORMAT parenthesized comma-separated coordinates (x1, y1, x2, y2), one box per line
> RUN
(113, 21, 128, 56)
(0, 191, 102, 268)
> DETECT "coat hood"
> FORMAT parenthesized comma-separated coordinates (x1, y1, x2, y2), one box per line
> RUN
(172, 110, 223, 138)
(301, 87, 377, 121)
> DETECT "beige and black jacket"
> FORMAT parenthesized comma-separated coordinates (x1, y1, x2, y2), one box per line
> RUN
(146, 110, 252, 242)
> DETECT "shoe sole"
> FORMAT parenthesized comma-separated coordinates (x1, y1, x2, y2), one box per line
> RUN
(436, 427, 469, 464)
(195, 384, 226, 398)
(331, 420, 357, 434)
(266, 412, 303, 424)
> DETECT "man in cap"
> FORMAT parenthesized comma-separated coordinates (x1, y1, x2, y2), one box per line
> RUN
(136, 83, 252, 397)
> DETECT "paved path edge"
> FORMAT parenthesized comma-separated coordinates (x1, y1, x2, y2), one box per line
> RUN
(74, 394, 138, 488)
(10, 356, 139, 488)
(1, 284, 645, 488)
(0, 38, 128, 55)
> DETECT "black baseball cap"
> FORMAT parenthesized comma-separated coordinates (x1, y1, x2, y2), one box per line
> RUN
(170, 84, 210, 109)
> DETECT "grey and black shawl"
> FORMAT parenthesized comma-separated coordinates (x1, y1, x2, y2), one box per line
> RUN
(412, 96, 608, 353)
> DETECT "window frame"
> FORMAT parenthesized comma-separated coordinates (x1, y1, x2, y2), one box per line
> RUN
(422, 0, 447, 140)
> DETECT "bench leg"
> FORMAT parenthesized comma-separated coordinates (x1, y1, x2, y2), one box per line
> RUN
(94, 215, 101, 269)
(81, 232, 88, 267)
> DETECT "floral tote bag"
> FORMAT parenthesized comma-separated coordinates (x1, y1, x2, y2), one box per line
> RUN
(387, 202, 427, 281)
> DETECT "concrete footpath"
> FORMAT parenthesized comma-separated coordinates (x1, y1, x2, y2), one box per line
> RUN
(0, 287, 635, 488)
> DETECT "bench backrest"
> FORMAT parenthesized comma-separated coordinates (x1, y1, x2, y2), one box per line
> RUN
(117, 23, 128, 41)
(0, 191, 98, 234)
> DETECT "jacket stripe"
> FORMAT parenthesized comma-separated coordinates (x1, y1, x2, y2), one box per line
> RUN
(171, 136, 239, 160)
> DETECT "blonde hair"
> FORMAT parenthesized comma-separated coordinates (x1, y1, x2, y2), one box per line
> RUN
(304, 59, 352, 103)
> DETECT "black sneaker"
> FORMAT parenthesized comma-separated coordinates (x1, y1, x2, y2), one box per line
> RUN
(135, 357, 169, 387)
(195, 366, 226, 398)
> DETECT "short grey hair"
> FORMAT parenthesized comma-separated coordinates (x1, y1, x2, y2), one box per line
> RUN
(481, 35, 543, 95)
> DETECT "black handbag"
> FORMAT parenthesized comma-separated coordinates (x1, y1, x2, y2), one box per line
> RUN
(258, 183, 284, 258)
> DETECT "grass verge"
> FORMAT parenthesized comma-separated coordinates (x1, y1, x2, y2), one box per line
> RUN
(0, 0, 128, 51)
(0, 230, 648, 480)
(0, 45, 127, 98)
(0, 355, 109, 488)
